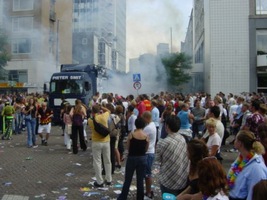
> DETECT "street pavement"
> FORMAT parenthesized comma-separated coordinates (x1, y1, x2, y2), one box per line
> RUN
(0, 126, 238, 200)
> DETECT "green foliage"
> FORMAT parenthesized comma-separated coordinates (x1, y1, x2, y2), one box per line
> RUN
(161, 52, 192, 90)
(0, 29, 11, 80)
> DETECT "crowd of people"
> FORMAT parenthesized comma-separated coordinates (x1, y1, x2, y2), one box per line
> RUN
(1, 91, 267, 199)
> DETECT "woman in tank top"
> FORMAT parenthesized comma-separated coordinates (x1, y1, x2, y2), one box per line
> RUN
(117, 117, 149, 200)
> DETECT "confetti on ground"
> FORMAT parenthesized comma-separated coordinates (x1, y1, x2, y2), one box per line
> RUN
(57, 195, 67, 200)
(61, 187, 68, 191)
(162, 192, 176, 200)
(114, 190, 121, 194)
(79, 187, 90, 192)
(74, 163, 82, 166)
(113, 184, 123, 188)
(83, 192, 101, 197)
(25, 157, 33, 160)
(65, 173, 74, 177)
(129, 185, 137, 191)
(34, 194, 46, 198)
(97, 187, 109, 191)
(100, 196, 111, 200)
(3, 181, 12, 186)
(88, 181, 94, 186)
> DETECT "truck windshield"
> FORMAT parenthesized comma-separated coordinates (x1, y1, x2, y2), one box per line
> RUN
(50, 79, 84, 94)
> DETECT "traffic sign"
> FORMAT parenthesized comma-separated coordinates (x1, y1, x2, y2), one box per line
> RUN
(133, 81, 142, 90)
(133, 73, 141, 82)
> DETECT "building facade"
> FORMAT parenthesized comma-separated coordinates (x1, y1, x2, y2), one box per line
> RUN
(2, 0, 72, 93)
(181, 0, 267, 96)
(249, 0, 267, 93)
(157, 43, 170, 58)
(72, 0, 126, 72)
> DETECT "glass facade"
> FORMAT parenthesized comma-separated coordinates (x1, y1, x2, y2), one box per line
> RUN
(256, 30, 267, 55)
(256, 0, 267, 14)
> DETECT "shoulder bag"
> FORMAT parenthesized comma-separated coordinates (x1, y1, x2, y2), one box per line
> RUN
(93, 117, 110, 137)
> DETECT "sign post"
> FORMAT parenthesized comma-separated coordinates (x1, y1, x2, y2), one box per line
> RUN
(133, 73, 141, 94)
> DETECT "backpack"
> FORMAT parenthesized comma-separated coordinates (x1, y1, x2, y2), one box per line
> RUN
(72, 113, 83, 126)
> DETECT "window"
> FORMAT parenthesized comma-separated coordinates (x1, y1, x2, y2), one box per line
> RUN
(8, 70, 27, 82)
(82, 51, 88, 58)
(12, 17, 33, 32)
(256, 30, 267, 55)
(82, 38, 88, 45)
(50, 79, 84, 94)
(12, 38, 32, 54)
(256, 0, 267, 15)
(13, 0, 34, 11)
(13, 0, 33, 11)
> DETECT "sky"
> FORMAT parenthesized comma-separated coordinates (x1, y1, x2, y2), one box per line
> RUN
(126, 0, 193, 59)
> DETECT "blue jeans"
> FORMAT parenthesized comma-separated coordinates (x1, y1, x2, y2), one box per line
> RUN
(118, 155, 147, 200)
(26, 118, 37, 146)
(15, 112, 22, 134)
(146, 153, 155, 177)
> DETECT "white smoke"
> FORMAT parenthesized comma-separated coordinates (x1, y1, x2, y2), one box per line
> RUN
(127, 0, 189, 59)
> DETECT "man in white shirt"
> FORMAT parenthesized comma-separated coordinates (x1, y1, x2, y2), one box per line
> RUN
(142, 111, 157, 199)
(127, 105, 137, 134)
(151, 100, 160, 142)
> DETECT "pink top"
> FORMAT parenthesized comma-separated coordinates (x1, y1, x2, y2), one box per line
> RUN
(63, 113, 72, 125)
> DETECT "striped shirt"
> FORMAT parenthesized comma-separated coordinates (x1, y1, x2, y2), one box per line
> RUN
(156, 133, 189, 190)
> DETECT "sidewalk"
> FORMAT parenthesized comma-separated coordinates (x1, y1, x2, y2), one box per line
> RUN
(0, 126, 237, 200)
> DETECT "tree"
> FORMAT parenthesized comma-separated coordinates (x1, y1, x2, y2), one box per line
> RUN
(0, 28, 11, 81)
(161, 52, 192, 91)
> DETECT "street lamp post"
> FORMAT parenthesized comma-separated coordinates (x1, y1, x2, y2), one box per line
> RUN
(56, 19, 59, 71)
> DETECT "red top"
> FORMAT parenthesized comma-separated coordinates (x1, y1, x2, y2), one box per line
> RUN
(143, 99, 152, 111)
(137, 101, 146, 117)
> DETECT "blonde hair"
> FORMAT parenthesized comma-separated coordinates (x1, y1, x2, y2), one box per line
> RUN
(131, 100, 137, 106)
(237, 130, 265, 155)
(206, 118, 217, 127)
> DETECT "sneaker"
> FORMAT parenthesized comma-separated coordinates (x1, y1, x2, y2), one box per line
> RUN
(114, 169, 121, 174)
(41, 139, 45, 145)
(105, 181, 112, 186)
(33, 145, 38, 148)
(44, 141, 48, 146)
(93, 181, 104, 188)
(115, 165, 121, 169)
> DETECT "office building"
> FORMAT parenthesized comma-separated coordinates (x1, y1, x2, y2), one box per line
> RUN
(2, 0, 72, 93)
(72, 0, 126, 72)
(181, 0, 267, 95)
(157, 43, 170, 58)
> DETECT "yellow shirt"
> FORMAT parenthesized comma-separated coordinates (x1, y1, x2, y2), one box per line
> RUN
(88, 111, 110, 142)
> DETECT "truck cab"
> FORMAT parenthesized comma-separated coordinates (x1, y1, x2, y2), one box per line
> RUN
(49, 64, 98, 124)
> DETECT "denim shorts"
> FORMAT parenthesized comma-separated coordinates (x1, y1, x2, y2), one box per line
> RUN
(145, 153, 155, 177)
